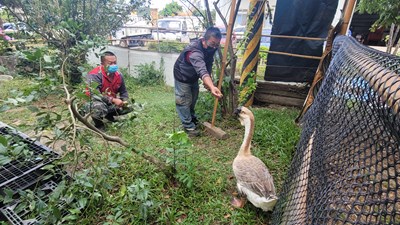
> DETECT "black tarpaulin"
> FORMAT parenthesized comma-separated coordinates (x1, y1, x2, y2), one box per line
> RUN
(265, 0, 339, 82)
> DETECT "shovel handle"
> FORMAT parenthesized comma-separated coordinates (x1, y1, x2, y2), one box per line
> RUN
(211, 96, 219, 127)
(210, 0, 236, 127)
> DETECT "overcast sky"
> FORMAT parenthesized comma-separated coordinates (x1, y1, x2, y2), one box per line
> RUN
(150, 0, 210, 11)
(150, 0, 178, 10)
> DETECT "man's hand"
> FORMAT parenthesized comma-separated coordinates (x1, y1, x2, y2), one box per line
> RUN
(112, 98, 124, 107)
(203, 82, 210, 91)
(202, 75, 223, 99)
(210, 86, 223, 99)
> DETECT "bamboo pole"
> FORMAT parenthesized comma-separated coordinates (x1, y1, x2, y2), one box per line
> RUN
(296, 26, 336, 122)
(266, 50, 322, 60)
(211, 0, 236, 127)
(340, 0, 357, 35)
(264, 34, 326, 41)
(110, 26, 327, 41)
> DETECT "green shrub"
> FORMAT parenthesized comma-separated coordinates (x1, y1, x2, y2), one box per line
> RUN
(134, 58, 165, 86)
(0, 39, 12, 56)
(147, 41, 186, 53)
(259, 46, 269, 61)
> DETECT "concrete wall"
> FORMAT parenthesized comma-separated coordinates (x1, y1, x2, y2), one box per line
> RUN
(87, 46, 179, 87)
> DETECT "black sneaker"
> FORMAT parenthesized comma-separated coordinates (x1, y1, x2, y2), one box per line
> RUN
(93, 118, 106, 131)
(192, 117, 199, 125)
(184, 127, 200, 137)
(105, 114, 117, 122)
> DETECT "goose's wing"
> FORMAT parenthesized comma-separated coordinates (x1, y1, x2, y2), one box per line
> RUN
(233, 155, 276, 197)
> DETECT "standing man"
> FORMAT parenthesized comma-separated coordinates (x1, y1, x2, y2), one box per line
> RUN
(173, 27, 223, 136)
(85, 51, 132, 130)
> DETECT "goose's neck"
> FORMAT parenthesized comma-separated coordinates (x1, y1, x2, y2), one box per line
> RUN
(239, 116, 254, 156)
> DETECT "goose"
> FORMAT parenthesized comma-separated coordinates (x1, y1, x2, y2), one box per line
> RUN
(231, 106, 278, 212)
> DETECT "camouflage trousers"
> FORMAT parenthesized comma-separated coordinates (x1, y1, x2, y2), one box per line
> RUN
(83, 99, 133, 121)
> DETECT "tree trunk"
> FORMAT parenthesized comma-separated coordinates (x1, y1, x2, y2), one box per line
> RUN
(387, 23, 395, 53)
(204, 0, 213, 27)
(229, 57, 238, 113)
(393, 39, 400, 56)
(391, 25, 400, 55)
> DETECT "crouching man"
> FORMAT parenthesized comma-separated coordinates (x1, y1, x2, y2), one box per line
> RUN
(84, 51, 132, 130)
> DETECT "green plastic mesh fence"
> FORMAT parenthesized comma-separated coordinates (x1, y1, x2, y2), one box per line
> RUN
(271, 35, 400, 224)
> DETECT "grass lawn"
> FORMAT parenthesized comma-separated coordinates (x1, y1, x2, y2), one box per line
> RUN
(0, 76, 300, 224)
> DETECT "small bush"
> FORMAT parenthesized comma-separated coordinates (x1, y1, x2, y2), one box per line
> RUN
(134, 58, 165, 86)
(0, 39, 13, 56)
(259, 46, 269, 61)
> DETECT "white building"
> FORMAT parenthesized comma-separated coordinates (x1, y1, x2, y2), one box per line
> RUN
(214, 0, 345, 30)
(214, 0, 277, 29)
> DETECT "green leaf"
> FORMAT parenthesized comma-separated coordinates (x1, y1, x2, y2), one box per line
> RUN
(6, 98, 18, 105)
(0, 155, 12, 166)
(0, 105, 10, 112)
(119, 184, 127, 197)
(63, 214, 78, 221)
(115, 210, 122, 219)
(15, 97, 26, 103)
(93, 192, 102, 198)
(78, 198, 87, 209)
(83, 181, 93, 188)
(12, 145, 24, 155)
(41, 164, 55, 170)
(27, 105, 39, 112)
(0, 135, 7, 147)
(0, 144, 7, 153)
(69, 208, 81, 214)
(42, 174, 54, 180)
(43, 55, 52, 63)
(3, 188, 14, 204)
(108, 161, 119, 168)
(75, 92, 90, 101)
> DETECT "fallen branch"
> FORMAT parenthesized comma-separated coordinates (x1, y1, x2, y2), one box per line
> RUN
(64, 98, 171, 176)
(60, 57, 171, 176)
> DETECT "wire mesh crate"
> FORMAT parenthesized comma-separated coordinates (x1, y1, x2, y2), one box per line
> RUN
(0, 175, 67, 225)
(0, 122, 60, 197)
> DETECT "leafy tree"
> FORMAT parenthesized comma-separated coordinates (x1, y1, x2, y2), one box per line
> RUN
(357, 0, 400, 54)
(1, 0, 149, 82)
(159, 1, 183, 17)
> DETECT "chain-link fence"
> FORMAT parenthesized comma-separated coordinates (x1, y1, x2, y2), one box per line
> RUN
(272, 35, 400, 224)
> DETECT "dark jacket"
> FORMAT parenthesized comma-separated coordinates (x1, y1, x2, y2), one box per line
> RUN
(173, 39, 216, 84)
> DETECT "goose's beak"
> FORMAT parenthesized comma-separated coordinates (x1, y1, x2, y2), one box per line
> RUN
(234, 107, 242, 116)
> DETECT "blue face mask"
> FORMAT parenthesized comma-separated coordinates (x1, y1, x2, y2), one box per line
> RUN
(107, 65, 118, 73)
